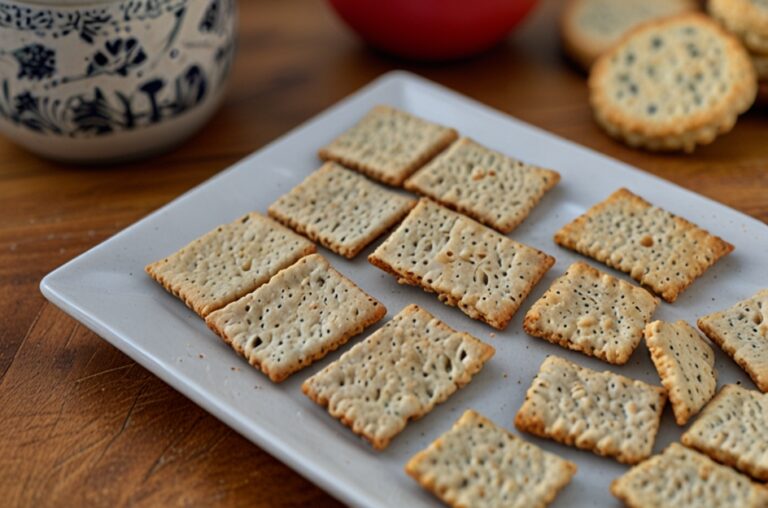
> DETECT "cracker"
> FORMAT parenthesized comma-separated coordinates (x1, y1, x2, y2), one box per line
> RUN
(514, 355, 666, 464)
(403, 137, 560, 234)
(146, 212, 316, 317)
(561, 0, 697, 70)
(205, 253, 385, 382)
(589, 13, 757, 152)
(681, 384, 768, 481)
(709, 0, 768, 55)
(369, 199, 554, 330)
(698, 290, 768, 393)
(644, 320, 717, 425)
(301, 304, 494, 450)
(611, 443, 768, 508)
(268, 162, 415, 259)
(318, 105, 458, 186)
(554, 188, 733, 303)
(523, 262, 658, 365)
(406, 410, 576, 508)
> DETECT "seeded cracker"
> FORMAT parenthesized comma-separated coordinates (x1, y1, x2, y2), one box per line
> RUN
(205, 254, 385, 382)
(146, 212, 315, 317)
(523, 262, 658, 365)
(369, 199, 554, 330)
(554, 188, 733, 303)
(302, 305, 494, 450)
(611, 443, 768, 508)
(268, 162, 415, 258)
(644, 320, 717, 425)
(318, 105, 458, 186)
(404, 137, 560, 234)
(698, 289, 768, 393)
(406, 410, 576, 508)
(682, 384, 768, 481)
(514, 355, 666, 464)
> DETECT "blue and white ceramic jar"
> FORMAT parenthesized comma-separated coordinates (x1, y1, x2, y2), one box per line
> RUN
(0, 0, 236, 162)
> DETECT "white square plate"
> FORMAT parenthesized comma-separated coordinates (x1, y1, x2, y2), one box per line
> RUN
(41, 71, 768, 507)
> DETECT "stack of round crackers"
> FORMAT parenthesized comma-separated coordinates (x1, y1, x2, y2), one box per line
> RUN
(709, 0, 768, 91)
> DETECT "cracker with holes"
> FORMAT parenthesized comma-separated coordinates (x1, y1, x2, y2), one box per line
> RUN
(514, 355, 666, 464)
(698, 290, 768, 393)
(589, 13, 756, 152)
(369, 199, 554, 330)
(302, 304, 494, 450)
(403, 137, 560, 234)
(709, 0, 768, 55)
(205, 254, 385, 382)
(681, 384, 768, 481)
(561, 0, 697, 70)
(524, 262, 658, 365)
(146, 212, 316, 318)
(611, 443, 768, 508)
(554, 188, 733, 303)
(318, 105, 458, 186)
(268, 162, 415, 258)
(406, 410, 576, 508)
(644, 320, 717, 425)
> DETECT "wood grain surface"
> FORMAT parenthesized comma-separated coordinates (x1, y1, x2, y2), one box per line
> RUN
(1, 0, 766, 506)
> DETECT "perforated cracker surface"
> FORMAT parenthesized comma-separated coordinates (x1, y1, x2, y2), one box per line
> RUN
(404, 137, 560, 233)
(554, 188, 733, 303)
(302, 305, 494, 450)
(698, 289, 768, 392)
(523, 262, 658, 364)
(611, 443, 768, 508)
(146, 212, 316, 317)
(268, 162, 415, 258)
(644, 320, 717, 425)
(681, 384, 768, 481)
(318, 105, 458, 186)
(205, 254, 385, 382)
(406, 410, 576, 508)
(369, 199, 555, 330)
(514, 355, 666, 464)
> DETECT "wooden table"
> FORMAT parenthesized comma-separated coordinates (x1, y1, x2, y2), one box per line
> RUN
(2, 0, 766, 505)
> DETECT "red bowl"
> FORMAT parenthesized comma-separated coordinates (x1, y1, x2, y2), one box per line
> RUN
(328, 0, 539, 61)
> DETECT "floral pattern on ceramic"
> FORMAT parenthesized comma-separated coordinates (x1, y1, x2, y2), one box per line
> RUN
(0, 0, 236, 158)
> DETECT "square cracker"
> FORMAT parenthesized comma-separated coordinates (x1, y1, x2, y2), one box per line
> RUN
(553, 188, 733, 303)
(644, 320, 717, 425)
(611, 443, 768, 508)
(301, 304, 494, 450)
(681, 384, 768, 481)
(205, 253, 385, 382)
(514, 355, 666, 464)
(268, 162, 415, 259)
(406, 410, 576, 508)
(146, 212, 315, 317)
(698, 289, 768, 392)
(523, 262, 658, 365)
(404, 137, 560, 233)
(369, 199, 555, 330)
(318, 105, 458, 186)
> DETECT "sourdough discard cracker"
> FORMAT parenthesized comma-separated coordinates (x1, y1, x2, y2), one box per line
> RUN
(146, 212, 315, 317)
(406, 410, 576, 508)
(611, 443, 768, 508)
(681, 384, 768, 481)
(554, 188, 733, 303)
(514, 355, 666, 464)
(404, 137, 560, 233)
(698, 289, 768, 393)
(205, 254, 385, 382)
(644, 320, 717, 425)
(523, 262, 658, 364)
(369, 199, 554, 330)
(268, 162, 415, 258)
(302, 305, 494, 450)
(318, 105, 458, 186)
